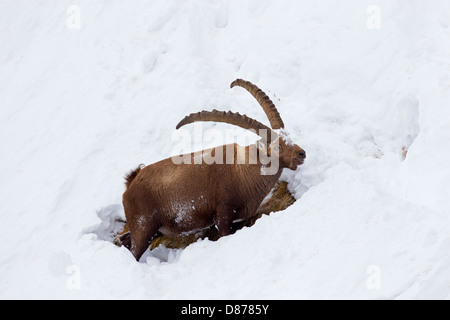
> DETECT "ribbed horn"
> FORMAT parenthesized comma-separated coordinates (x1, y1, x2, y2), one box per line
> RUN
(230, 79, 284, 129)
(176, 109, 278, 141)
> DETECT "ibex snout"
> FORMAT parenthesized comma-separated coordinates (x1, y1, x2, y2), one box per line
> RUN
(297, 149, 306, 160)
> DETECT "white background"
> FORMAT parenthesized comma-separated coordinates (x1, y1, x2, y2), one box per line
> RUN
(1, 0, 450, 299)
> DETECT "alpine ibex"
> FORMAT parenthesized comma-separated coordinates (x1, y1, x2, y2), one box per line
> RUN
(122, 79, 306, 260)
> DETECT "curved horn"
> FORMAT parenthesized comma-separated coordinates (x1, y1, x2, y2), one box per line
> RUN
(176, 109, 278, 141)
(230, 79, 284, 129)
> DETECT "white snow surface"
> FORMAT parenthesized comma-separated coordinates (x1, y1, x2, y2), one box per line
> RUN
(1, 0, 450, 299)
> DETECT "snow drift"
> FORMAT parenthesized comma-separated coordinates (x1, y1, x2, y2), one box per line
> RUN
(1, 0, 450, 299)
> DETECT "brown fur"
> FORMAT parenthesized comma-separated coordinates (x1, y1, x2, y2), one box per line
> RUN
(145, 181, 296, 250)
(124, 164, 144, 189)
(122, 141, 305, 261)
(121, 80, 306, 261)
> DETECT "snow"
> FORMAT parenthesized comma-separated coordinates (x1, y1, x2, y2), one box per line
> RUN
(1, 0, 450, 299)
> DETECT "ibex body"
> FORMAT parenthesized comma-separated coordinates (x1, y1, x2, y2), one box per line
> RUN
(122, 79, 305, 260)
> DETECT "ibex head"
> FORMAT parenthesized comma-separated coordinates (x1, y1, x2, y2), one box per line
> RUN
(268, 136, 306, 171)
(176, 79, 306, 172)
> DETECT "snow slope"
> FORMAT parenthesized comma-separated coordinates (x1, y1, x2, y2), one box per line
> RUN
(1, 0, 450, 299)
